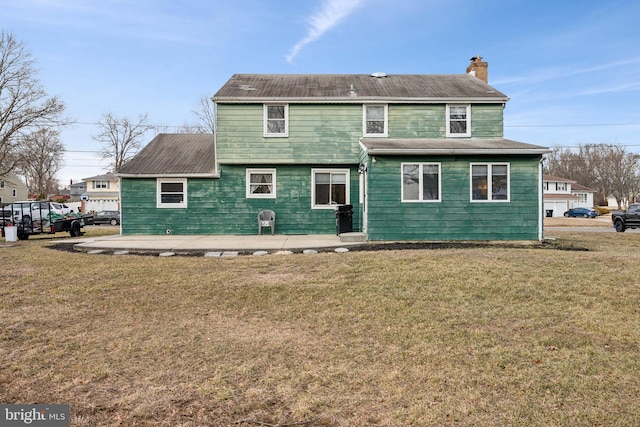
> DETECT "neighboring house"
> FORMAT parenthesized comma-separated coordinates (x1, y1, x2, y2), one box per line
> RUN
(81, 173, 120, 213)
(0, 173, 28, 204)
(119, 57, 550, 241)
(69, 181, 87, 202)
(543, 175, 596, 217)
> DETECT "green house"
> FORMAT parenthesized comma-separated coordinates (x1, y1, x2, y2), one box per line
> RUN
(119, 58, 549, 241)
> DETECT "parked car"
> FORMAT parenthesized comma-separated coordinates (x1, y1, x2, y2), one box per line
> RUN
(563, 208, 598, 218)
(3, 201, 68, 222)
(93, 210, 120, 225)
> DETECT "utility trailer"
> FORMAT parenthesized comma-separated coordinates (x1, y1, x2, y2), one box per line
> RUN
(1, 201, 94, 240)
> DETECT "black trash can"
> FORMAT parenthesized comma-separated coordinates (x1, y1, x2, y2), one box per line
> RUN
(335, 204, 353, 234)
(545, 210, 553, 218)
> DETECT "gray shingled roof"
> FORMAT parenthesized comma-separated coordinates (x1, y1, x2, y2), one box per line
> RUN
(83, 172, 116, 181)
(118, 134, 217, 177)
(213, 74, 508, 102)
(360, 138, 550, 155)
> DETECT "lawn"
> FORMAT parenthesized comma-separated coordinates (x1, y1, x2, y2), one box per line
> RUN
(1, 230, 639, 426)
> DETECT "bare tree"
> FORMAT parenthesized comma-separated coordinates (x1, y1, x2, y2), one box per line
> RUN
(93, 113, 153, 172)
(0, 31, 67, 178)
(178, 96, 215, 134)
(594, 144, 640, 209)
(17, 128, 64, 198)
(545, 146, 596, 188)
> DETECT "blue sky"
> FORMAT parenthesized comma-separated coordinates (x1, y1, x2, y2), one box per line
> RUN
(1, 0, 639, 184)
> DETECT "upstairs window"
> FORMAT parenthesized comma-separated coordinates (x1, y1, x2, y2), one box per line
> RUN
(0, 181, 4, 189)
(363, 105, 388, 137)
(92, 180, 110, 189)
(264, 104, 288, 137)
(246, 169, 276, 198)
(471, 163, 509, 202)
(157, 178, 187, 208)
(402, 163, 441, 202)
(446, 105, 471, 137)
(556, 182, 567, 191)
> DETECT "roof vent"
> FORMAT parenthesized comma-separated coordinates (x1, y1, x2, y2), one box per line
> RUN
(371, 72, 387, 78)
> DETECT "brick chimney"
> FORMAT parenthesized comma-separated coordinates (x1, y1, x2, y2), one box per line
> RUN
(466, 55, 488, 83)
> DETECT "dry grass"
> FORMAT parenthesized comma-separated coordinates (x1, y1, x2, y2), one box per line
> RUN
(1, 230, 639, 426)
(544, 215, 612, 228)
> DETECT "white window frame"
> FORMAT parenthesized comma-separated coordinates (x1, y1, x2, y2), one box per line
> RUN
(263, 104, 289, 137)
(401, 162, 442, 202)
(157, 178, 188, 208)
(470, 163, 510, 202)
(92, 180, 109, 189)
(311, 168, 350, 209)
(246, 168, 276, 199)
(556, 182, 567, 191)
(363, 104, 388, 137)
(446, 104, 471, 137)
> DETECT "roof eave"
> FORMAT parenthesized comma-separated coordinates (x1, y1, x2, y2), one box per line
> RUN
(213, 96, 509, 104)
(361, 147, 551, 156)
(117, 172, 220, 178)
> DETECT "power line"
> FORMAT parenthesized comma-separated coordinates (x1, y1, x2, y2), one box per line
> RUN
(506, 123, 640, 128)
(64, 120, 640, 129)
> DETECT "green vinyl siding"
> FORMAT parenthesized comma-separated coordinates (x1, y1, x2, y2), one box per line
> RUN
(216, 104, 362, 164)
(388, 104, 503, 138)
(365, 155, 541, 241)
(120, 165, 360, 235)
(471, 104, 504, 138)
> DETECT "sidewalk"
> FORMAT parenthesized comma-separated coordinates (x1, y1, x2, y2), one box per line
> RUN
(74, 233, 366, 253)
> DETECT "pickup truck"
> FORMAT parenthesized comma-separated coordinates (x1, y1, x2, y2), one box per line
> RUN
(612, 204, 640, 232)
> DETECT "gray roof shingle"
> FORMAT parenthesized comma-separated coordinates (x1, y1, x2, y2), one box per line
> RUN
(213, 74, 508, 102)
(360, 138, 550, 155)
(118, 134, 217, 177)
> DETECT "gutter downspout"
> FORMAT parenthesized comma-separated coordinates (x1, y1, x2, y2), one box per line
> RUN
(211, 97, 219, 177)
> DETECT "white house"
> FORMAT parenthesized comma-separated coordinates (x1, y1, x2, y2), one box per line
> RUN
(0, 174, 28, 204)
(81, 173, 120, 213)
(543, 175, 596, 217)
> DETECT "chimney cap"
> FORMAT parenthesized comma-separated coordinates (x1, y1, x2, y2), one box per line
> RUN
(470, 55, 483, 62)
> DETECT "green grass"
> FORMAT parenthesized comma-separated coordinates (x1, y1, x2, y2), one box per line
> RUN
(1, 231, 639, 426)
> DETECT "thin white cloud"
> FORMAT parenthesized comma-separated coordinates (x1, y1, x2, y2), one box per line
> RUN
(492, 56, 640, 87)
(286, 0, 365, 64)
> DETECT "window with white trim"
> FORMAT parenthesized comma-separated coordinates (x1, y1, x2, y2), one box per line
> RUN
(312, 169, 349, 208)
(92, 180, 110, 189)
(556, 182, 567, 191)
(446, 104, 471, 137)
(157, 178, 187, 208)
(246, 169, 276, 198)
(363, 105, 388, 137)
(402, 163, 441, 202)
(471, 163, 509, 202)
(264, 104, 288, 136)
